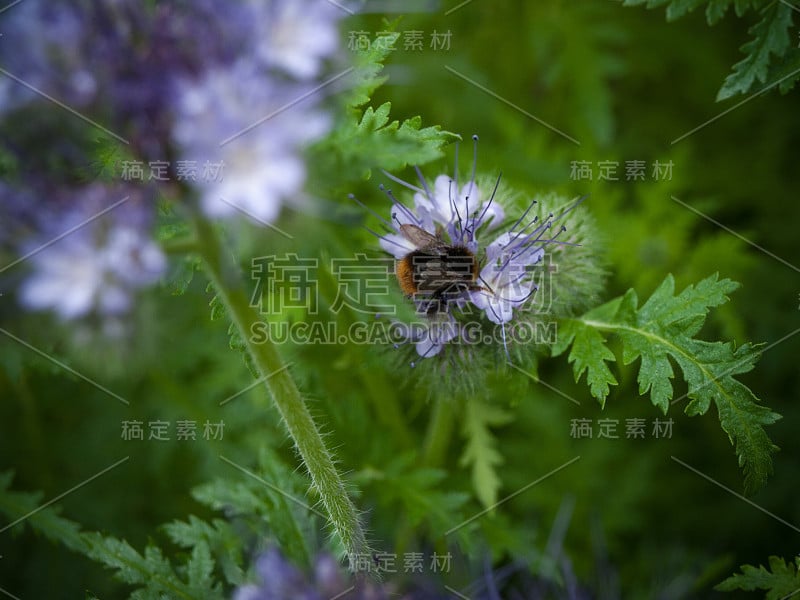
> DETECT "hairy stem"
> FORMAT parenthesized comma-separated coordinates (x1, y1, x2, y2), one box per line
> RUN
(192, 214, 367, 566)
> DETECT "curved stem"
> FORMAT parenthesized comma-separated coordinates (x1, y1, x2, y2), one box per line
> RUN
(192, 214, 367, 566)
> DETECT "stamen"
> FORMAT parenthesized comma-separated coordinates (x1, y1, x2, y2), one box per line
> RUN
(414, 166, 434, 202)
(467, 134, 479, 203)
(453, 139, 459, 191)
(508, 198, 538, 233)
(349, 193, 393, 229)
(501, 321, 510, 361)
(448, 178, 464, 234)
(473, 172, 502, 232)
(379, 184, 421, 226)
(552, 194, 589, 224)
(380, 169, 426, 196)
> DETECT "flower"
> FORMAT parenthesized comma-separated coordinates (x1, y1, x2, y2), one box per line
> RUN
(233, 548, 447, 600)
(171, 59, 331, 223)
(372, 136, 589, 361)
(0, 0, 98, 113)
(390, 314, 461, 361)
(253, 0, 343, 80)
(18, 185, 165, 322)
(169, 0, 344, 225)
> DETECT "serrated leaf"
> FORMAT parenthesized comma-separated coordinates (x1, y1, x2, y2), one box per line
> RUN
(325, 100, 456, 180)
(705, 0, 730, 24)
(185, 541, 214, 589)
(716, 555, 800, 600)
(459, 398, 514, 509)
(343, 27, 400, 109)
(554, 273, 780, 493)
(164, 516, 246, 587)
(164, 256, 200, 296)
(717, 4, 794, 99)
(622, 1, 795, 97)
(665, 0, 707, 21)
(354, 454, 469, 541)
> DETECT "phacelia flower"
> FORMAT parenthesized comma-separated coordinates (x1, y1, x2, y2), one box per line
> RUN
(171, 59, 331, 224)
(0, 0, 98, 113)
(235, 547, 446, 600)
(170, 0, 344, 225)
(253, 0, 343, 80)
(365, 136, 602, 368)
(18, 185, 165, 322)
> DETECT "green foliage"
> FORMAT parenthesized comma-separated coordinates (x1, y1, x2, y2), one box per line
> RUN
(458, 398, 513, 510)
(0, 472, 227, 599)
(623, 0, 800, 98)
(553, 273, 780, 493)
(717, 3, 796, 100)
(327, 101, 457, 179)
(3, 2, 797, 598)
(311, 22, 456, 182)
(354, 454, 470, 539)
(717, 555, 800, 599)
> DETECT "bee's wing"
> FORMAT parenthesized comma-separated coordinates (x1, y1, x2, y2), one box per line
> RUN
(399, 224, 439, 249)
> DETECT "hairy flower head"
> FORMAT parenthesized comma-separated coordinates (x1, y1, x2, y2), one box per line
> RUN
(361, 136, 604, 389)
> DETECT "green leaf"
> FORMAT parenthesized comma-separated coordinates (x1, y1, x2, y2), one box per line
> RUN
(193, 451, 314, 568)
(459, 398, 514, 509)
(717, 556, 800, 599)
(0, 473, 226, 598)
(664, 0, 707, 21)
(342, 28, 400, 109)
(717, 4, 794, 100)
(323, 100, 457, 180)
(553, 273, 781, 493)
(185, 541, 214, 590)
(164, 255, 200, 296)
(354, 454, 469, 540)
(622, 1, 798, 97)
(0, 472, 87, 554)
(552, 293, 627, 406)
(164, 516, 247, 587)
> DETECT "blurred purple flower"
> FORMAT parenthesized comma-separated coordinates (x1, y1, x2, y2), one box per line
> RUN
(253, 0, 343, 80)
(1, 0, 345, 226)
(169, 0, 344, 224)
(17, 184, 165, 321)
(0, 0, 98, 111)
(171, 58, 332, 223)
(234, 548, 459, 600)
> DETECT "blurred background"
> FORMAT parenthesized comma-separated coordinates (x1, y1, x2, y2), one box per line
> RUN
(1, 1, 798, 598)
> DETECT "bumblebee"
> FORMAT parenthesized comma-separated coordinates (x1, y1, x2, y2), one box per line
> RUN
(395, 224, 483, 316)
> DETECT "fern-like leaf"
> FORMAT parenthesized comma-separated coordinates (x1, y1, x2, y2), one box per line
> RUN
(717, 4, 795, 100)
(552, 273, 780, 493)
(459, 398, 514, 510)
(623, 1, 800, 97)
(716, 556, 800, 599)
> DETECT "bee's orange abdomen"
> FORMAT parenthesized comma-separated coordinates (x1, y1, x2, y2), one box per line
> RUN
(396, 256, 418, 296)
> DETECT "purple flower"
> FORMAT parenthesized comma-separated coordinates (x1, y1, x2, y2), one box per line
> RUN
(372, 136, 585, 360)
(17, 185, 165, 321)
(171, 58, 332, 224)
(253, 0, 343, 80)
(234, 548, 390, 600)
(0, 0, 98, 112)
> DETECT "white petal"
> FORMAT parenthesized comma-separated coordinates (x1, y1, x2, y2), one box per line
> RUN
(379, 233, 415, 259)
